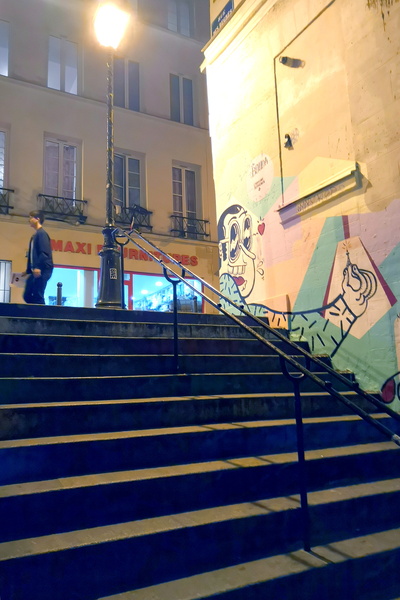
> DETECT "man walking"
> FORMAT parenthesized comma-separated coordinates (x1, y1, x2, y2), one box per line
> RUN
(23, 210, 53, 304)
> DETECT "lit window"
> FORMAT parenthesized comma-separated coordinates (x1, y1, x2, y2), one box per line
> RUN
(0, 260, 11, 303)
(48, 36, 78, 94)
(0, 20, 9, 76)
(44, 138, 78, 198)
(114, 58, 140, 111)
(170, 74, 193, 125)
(114, 153, 143, 208)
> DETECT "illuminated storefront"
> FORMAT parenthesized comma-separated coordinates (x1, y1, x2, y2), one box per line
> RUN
(3, 221, 217, 312)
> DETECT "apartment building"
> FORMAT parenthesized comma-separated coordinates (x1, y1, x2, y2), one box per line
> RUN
(0, 0, 218, 311)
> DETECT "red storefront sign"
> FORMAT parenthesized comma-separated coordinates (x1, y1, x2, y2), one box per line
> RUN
(50, 239, 199, 266)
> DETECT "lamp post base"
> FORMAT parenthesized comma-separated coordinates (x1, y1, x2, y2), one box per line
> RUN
(96, 225, 123, 309)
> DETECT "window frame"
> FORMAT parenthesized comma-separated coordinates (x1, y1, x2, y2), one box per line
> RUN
(170, 73, 194, 126)
(0, 20, 9, 77)
(172, 162, 201, 219)
(167, 0, 192, 37)
(43, 135, 81, 200)
(47, 36, 78, 95)
(114, 150, 146, 210)
(0, 260, 11, 303)
(0, 127, 8, 189)
(113, 57, 140, 112)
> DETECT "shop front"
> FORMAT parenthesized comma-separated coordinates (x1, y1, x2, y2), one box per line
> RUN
(46, 266, 203, 312)
(2, 221, 218, 312)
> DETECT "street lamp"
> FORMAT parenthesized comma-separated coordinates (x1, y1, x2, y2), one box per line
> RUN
(94, 1, 130, 308)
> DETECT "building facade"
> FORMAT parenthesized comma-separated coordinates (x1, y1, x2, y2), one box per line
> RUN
(0, 0, 218, 312)
(203, 0, 400, 403)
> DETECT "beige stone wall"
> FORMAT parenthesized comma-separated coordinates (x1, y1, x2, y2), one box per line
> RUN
(204, 0, 400, 396)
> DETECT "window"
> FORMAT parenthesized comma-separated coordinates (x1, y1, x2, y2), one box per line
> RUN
(114, 153, 143, 208)
(0, 131, 5, 188)
(172, 164, 204, 239)
(170, 74, 193, 125)
(46, 267, 99, 308)
(114, 58, 140, 111)
(0, 260, 11, 303)
(0, 20, 9, 76)
(44, 138, 78, 199)
(173, 165, 197, 219)
(168, 1, 192, 36)
(47, 36, 78, 94)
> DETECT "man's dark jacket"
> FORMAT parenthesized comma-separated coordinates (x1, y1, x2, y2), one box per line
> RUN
(26, 228, 53, 273)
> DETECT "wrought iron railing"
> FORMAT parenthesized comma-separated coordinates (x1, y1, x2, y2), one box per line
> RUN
(170, 214, 209, 239)
(113, 225, 400, 553)
(0, 187, 14, 215)
(115, 204, 152, 232)
(37, 194, 87, 224)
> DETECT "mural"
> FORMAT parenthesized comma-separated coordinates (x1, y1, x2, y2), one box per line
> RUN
(217, 156, 400, 410)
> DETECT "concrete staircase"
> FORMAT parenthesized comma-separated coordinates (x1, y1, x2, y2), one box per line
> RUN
(0, 303, 399, 600)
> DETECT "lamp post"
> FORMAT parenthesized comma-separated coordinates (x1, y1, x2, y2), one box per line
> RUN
(94, 1, 130, 308)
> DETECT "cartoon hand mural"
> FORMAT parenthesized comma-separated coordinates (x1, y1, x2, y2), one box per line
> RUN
(219, 213, 377, 356)
(341, 252, 377, 318)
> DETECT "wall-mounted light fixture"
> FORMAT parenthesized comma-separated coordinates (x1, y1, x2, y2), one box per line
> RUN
(284, 134, 294, 150)
(279, 56, 305, 68)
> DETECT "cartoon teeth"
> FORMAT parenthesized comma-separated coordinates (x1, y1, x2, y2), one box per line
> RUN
(228, 264, 246, 275)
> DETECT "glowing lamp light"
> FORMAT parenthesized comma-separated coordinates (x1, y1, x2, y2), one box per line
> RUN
(94, 2, 130, 49)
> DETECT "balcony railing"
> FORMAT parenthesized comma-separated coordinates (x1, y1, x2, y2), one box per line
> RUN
(170, 214, 209, 239)
(0, 187, 14, 215)
(37, 194, 87, 224)
(115, 204, 153, 232)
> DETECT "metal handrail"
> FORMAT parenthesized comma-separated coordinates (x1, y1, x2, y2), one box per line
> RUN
(121, 226, 400, 427)
(115, 225, 400, 553)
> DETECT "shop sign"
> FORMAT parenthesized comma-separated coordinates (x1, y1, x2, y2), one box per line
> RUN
(50, 239, 198, 266)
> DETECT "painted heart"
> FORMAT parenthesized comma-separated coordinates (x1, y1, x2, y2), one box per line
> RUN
(258, 223, 265, 235)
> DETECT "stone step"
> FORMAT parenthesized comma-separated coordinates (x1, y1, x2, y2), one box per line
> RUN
(0, 371, 358, 404)
(0, 415, 394, 484)
(0, 303, 269, 327)
(97, 524, 400, 600)
(0, 352, 332, 377)
(0, 315, 269, 339)
(0, 442, 398, 543)
(0, 331, 309, 356)
(1, 482, 400, 600)
(0, 392, 378, 440)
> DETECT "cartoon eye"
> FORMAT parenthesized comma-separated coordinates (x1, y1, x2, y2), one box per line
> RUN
(243, 216, 252, 252)
(229, 221, 240, 262)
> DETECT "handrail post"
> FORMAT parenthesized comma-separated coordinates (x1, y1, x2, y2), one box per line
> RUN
(163, 267, 185, 374)
(56, 282, 63, 306)
(113, 232, 130, 309)
(280, 356, 311, 552)
(293, 377, 311, 552)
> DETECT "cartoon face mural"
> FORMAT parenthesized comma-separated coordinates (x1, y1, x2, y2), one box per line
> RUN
(218, 204, 261, 299)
